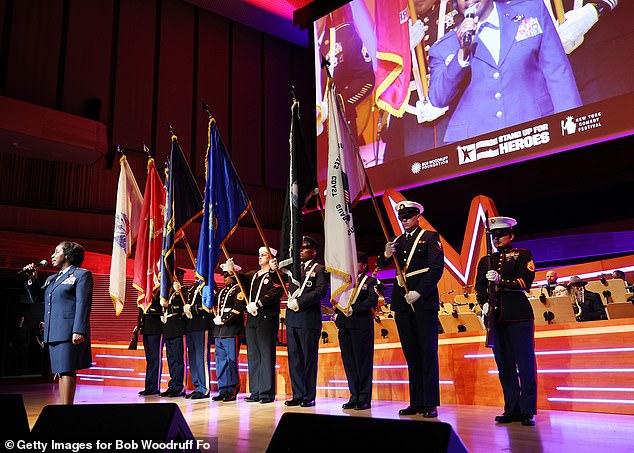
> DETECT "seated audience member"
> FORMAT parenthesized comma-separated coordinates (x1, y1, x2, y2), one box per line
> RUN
(568, 276, 607, 322)
(544, 271, 559, 296)
(551, 285, 569, 298)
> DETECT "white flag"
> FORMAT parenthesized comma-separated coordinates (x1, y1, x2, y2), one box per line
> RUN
(109, 155, 143, 316)
(324, 80, 368, 312)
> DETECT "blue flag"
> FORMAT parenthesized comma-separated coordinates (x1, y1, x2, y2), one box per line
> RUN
(195, 118, 250, 310)
(160, 136, 203, 305)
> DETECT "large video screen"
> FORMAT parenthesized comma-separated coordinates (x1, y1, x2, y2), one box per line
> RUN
(313, 0, 634, 193)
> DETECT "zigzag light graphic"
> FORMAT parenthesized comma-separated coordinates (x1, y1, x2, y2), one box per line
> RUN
(382, 189, 498, 286)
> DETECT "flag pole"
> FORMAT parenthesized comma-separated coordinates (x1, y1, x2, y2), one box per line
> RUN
(407, 0, 429, 99)
(221, 244, 250, 304)
(247, 208, 290, 299)
(202, 102, 289, 298)
(181, 234, 197, 269)
(327, 75, 413, 310)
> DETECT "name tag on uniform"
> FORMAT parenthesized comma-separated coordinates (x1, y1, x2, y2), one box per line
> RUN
(515, 17, 542, 41)
(62, 275, 76, 285)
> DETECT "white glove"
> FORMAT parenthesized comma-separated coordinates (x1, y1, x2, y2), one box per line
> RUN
(225, 258, 235, 274)
(415, 98, 448, 123)
(213, 315, 224, 325)
(183, 303, 193, 319)
(409, 18, 425, 50)
(557, 4, 599, 54)
(173, 281, 182, 292)
(486, 270, 500, 284)
(344, 307, 353, 317)
(246, 302, 258, 316)
(384, 241, 397, 258)
(287, 298, 299, 312)
(482, 302, 490, 316)
(405, 290, 421, 304)
(269, 258, 278, 271)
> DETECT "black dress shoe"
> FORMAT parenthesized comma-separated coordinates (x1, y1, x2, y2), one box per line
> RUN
(422, 407, 438, 418)
(244, 395, 260, 403)
(399, 406, 424, 416)
(184, 392, 194, 399)
(284, 398, 302, 407)
(521, 416, 536, 426)
(191, 392, 209, 400)
(211, 394, 227, 401)
(160, 390, 171, 397)
(355, 402, 371, 410)
(259, 397, 275, 404)
(223, 394, 237, 402)
(167, 390, 185, 397)
(300, 400, 315, 407)
(494, 413, 522, 423)
(342, 401, 357, 410)
(138, 390, 159, 396)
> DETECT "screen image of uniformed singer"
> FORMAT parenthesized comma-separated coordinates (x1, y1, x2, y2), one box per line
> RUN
(23, 241, 93, 405)
(475, 216, 537, 426)
(377, 200, 444, 418)
(428, 0, 582, 144)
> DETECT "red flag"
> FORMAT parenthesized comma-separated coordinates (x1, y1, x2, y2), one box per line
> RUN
(133, 158, 166, 312)
(375, 0, 411, 117)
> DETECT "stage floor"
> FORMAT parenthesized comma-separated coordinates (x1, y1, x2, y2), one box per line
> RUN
(3, 381, 633, 453)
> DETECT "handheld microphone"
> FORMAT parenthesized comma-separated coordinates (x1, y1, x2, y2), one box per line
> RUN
(462, 4, 478, 48)
(18, 260, 48, 275)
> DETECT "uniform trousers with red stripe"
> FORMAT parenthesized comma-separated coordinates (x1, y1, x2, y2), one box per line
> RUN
(214, 336, 241, 396)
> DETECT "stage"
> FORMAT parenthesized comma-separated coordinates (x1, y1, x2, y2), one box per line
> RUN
(3, 381, 633, 453)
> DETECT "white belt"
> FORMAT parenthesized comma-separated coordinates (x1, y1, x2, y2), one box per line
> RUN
(396, 267, 429, 287)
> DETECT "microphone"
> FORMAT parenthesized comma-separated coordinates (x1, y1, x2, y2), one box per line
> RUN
(462, 4, 478, 48)
(18, 260, 48, 275)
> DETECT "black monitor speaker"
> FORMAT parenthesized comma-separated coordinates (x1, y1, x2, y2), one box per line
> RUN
(31, 403, 197, 447)
(266, 413, 468, 453)
(0, 394, 29, 440)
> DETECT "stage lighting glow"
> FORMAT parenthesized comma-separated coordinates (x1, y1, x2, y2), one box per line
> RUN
(548, 397, 634, 404)
(557, 387, 634, 392)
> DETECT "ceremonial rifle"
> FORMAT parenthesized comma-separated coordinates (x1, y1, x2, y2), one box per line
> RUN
(484, 210, 497, 348)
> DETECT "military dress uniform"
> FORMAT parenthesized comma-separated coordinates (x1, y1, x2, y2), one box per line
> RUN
(336, 270, 379, 409)
(212, 281, 246, 401)
(377, 224, 445, 415)
(475, 243, 537, 421)
(138, 293, 163, 395)
(245, 269, 284, 403)
(184, 280, 212, 398)
(572, 288, 607, 322)
(284, 259, 329, 406)
(383, 1, 459, 158)
(161, 287, 187, 397)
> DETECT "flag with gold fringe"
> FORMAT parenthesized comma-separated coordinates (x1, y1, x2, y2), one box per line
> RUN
(109, 155, 143, 316)
(324, 79, 368, 312)
(133, 157, 166, 313)
(195, 117, 250, 311)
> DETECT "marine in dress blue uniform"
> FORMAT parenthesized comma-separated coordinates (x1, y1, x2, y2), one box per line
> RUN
(284, 236, 329, 407)
(475, 216, 537, 426)
(428, 0, 582, 144)
(211, 261, 247, 402)
(336, 251, 379, 411)
(377, 201, 444, 418)
(244, 247, 284, 404)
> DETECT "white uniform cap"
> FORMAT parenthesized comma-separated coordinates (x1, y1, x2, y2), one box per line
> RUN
(220, 261, 242, 273)
(489, 216, 517, 230)
(258, 246, 277, 257)
(395, 200, 424, 215)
